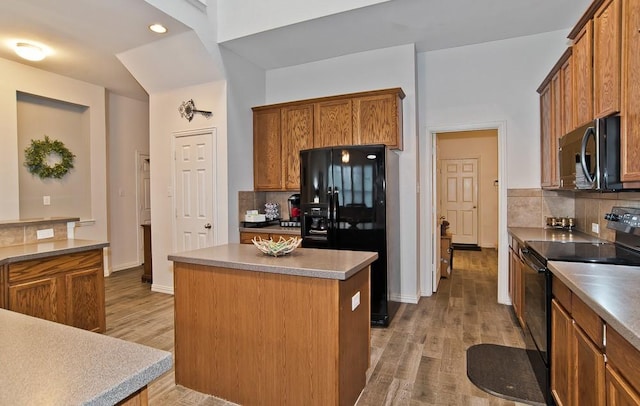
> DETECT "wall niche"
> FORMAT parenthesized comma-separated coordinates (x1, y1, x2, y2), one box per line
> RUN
(17, 92, 91, 219)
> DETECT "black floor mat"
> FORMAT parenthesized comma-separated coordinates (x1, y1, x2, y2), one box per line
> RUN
(452, 243, 482, 251)
(467, 344, 546, 406)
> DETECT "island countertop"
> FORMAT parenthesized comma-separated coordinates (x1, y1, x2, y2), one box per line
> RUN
(0, 308, 172, 405)
(0, 238, 109, 265)
(169, 243, 378, 280)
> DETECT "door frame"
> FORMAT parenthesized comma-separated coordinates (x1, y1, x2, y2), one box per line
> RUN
(171, 127, 220, 252)
(426, 121, 508, 304)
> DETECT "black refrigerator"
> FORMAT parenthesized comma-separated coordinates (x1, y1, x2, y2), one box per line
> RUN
(300, 145, 400, 326)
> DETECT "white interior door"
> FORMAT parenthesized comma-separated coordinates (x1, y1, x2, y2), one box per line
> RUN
(174, 131, 215, 252)
(137, 153, 151, 263)
(441, 158, 478, 245)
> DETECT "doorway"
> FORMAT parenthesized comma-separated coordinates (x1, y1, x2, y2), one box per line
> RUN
(428, 123, 507, 302)
(136, 152, 151, 266)
(439, 157, 479, 246)
(172, 128, 217, 252)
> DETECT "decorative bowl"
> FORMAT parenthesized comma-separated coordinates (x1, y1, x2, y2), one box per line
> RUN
(251, 236, 302, 257)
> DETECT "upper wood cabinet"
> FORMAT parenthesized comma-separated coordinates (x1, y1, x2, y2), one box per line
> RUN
(314, 99, 353, 148)
(621, 0, 640, 183)
(353, 91, 404, 149)
(561, 56, 575, 134)
(253, 108, 283, 190)
(540, 82, 554, 188)
(573, 20, 595, 127)
(594, 0, 622, 118)
(282, 104, 314, 190)
(252, 88, 404, 191)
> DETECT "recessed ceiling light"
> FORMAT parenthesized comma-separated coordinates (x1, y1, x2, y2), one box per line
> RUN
(149, 23, 167, 34)
(14, 42, 47, 61)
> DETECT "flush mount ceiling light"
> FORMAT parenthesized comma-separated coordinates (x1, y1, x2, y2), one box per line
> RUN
(14, 42, 47, 61)
(148, 23, 167, 34)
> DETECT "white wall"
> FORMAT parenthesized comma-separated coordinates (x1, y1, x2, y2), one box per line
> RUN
(418, 29, 570, 302)
(220, 48, 266, 242)
(0, 57, 108, 255)
(266, 43, 420, 303)
(217, 0, 389, 42)
(149, 81, 228, 294)
(107, 93, 150, 271)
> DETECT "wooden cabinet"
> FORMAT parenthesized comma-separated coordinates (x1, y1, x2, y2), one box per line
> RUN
(314, 99, 353, 147)
(621, 0, 640, 183)
(141, 224, 152, 283)
(240, 230, 300, 244)
(573, 20, 595, 127)
(253, 88, 404, 191)
(352, 91, 403, 149)
(440, 234, 452, 278)
(606, 365, 640, 406)
(253, 108, 283, 190)
(573, 322, 606, 405)
(606, 325, 640, 405)
(561, 55, 575, 134)
(540, 81, 554, 188)
(5, 249, 105, 333)
(551, 299, 573, 406)
(282, 104, 314, 189)
(508, 238, 525, 329)
(594, 0, 622, 118)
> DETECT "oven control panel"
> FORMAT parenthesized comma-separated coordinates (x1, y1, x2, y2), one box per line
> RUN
(605, 207, 640, 234)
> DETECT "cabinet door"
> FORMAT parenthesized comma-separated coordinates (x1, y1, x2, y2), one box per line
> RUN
(561, 56, 575, 134)
(621, 0, 640, 182)
(9, 277, 62, 323)
(314, 99, 353, 148)
(574, 20, 595, 127)
(607, 365, 640, 406)
(253, 108, 283, 190)
(65, 267, 105, 333)
(282, 104, 314, 190)
(573, 323, 606, 406)
(551, 71, 562, 187)
(352, 92, 402, 149)
(594, 0, 622, 118)
(540, 82, 553, 188)
(551, 299, 573, 406)
(240, 231, 264, 244)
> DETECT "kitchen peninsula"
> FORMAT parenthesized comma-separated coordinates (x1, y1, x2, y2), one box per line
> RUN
(168, 243, 377, 406)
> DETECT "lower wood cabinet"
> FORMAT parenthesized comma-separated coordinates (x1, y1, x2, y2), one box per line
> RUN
(4, 249, 105, 333)
(551, 276, 640, 406)
(508, 242, 525, 329)
(240, 231, 300, 244)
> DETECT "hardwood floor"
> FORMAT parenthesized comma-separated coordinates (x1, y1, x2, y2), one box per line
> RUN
(104, 249, 528, 405)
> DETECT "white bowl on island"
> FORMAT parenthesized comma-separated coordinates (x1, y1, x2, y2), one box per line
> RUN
(251, 236, 302, 257)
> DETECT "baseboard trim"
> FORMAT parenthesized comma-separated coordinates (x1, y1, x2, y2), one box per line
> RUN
(390, 293, 419, 304)
(111, 261, 142, 273)
(152, 284, 174, 295)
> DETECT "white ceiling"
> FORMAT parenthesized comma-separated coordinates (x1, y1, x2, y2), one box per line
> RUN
(0, 0, 591, 101)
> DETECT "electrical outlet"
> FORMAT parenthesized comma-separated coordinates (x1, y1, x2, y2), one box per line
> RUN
(592, 223, 600, 233)
(43, 195, 50, 205)
(37, 228, 54, 239)
(351, 291, 361, 311)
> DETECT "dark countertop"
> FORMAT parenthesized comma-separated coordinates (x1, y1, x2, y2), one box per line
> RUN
(169, 243, 377, 280)
(0, 308, 172, 405)
(239, 225, 301, 235)
(0, 239, 109, 265)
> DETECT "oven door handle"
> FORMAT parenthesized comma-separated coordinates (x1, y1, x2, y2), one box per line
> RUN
(520, 248, 546, 273)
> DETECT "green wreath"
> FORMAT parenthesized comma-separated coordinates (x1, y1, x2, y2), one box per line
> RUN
(24, 135, 75, 179)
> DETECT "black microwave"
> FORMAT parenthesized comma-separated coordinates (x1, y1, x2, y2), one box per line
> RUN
(558, 116, 621, 191)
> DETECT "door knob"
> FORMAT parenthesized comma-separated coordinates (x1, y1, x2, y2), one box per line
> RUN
(204, 223, 212, 229)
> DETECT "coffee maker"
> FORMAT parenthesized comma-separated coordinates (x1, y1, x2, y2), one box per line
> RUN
(280, 194, 301, 227)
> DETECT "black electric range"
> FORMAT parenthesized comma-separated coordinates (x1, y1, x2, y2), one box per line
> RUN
(524, 206, 640, 266)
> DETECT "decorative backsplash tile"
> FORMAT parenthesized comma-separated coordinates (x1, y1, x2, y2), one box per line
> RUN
(0, 219, 72, 247)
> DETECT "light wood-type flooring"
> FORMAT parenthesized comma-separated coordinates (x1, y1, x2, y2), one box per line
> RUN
(104, 249, 528, 405)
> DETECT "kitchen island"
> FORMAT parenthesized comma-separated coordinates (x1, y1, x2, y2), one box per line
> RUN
(168, 243, 377, 406)
(0, 308, 172, 405)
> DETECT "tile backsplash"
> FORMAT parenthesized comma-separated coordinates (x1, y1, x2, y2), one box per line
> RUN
(238, 191, 299, 223)
(508, 188, 640, 242)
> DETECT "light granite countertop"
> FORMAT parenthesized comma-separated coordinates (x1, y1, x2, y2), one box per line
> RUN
(169, 243, 377, 280)
(0, 308, 172, 405)
(508, 227, 603, 244)
(548, 261, 640, 351)
(0, 239, 109, 265)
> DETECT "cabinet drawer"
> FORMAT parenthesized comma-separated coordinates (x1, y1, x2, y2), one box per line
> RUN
(572, 294, 604, 348)
(9, 249, 102, 284)
(552, 275, 572, 312)
(607, 327, 640, 392)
